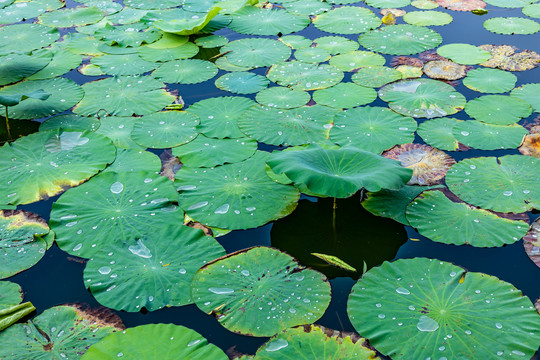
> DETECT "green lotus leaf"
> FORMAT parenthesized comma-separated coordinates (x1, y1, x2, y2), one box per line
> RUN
(175, 152, 300, 230)
(0, 53, 52, 86)
(90, 54, 157, 76)
(378, 78, 466, 118)
(313, 83, 378, 109)
(446, 155, 540, 213)
(453, 121, 528, 150)
(462, 68, 517, 93)
(194, 35, 228, 48)
(329, 106, 417, 153)
(312, 6, 381, 34)
(0, 0, 13, 8)
(311, 254, 357, 272)
(437, 43, 492, 65)
(484, 17, 540, 35)
(215, 56, 255, 72)
(50, 171, 183, 258)
(267, 143, 413, 198)
(348, 258, 540, 359)
(0, 305, 122, 359)
(85, 0, 122, 15)
(106, 7, 148, 24)
(359, 25, 442, 55)
(97, 44, 140, 55)
(74, 76, 175, 116)
(279, 35, 312, 50)
(186, 96, 256, 139)
(465, 95, 532, 125)
(123, 0, 181, 9)
(351, 66, 402, 88)
(255, 87, 310, 109)
(75, 17, 110, 36)
(172, 136, 257, 167)
(149, 7, 221, 35)
(27, 49, 83, 81)
(63, 34, 105, 56)
(313, 36, 359, 55)
(151, 59, 218, 84)
(0, 89, 50, 109)
(284, 0, 331, 15)
(38, 6, 104, 27)
(94, 23, 161, 47)
(191, 246, 331, 337)
(138, 42, 199, 62)
(91, 116, 142, 149)
(0, 2, 48, 24)
(485, 0, 538, 7)
(0, 302, 36, 332)
(510, 83, 540, 112)
(229, 7, 310, 35)
(238, 105, 338, 146)
(417, 117, 461, 151)
(0, 130, 115, 205)
(412, 0, 439, 8)
(403, 10, 452, 26)
(0, 24, 59, 55)
(84, 224, 225, 312)
(294, 47, 331, 63)
(215, 72, 270, 94)
(101, 148, 161, 174)
(329, 50, 385, 72)
(222, 38, 291, 68)
(523, 3, 540, 18)
(0, 281, 23, 308)
(266, 61, 344, 91)
(366, 0, 411, 7)
(78, 64, 106, 76)
(81, 323, 228, 359)
(131, 111, 199, 149)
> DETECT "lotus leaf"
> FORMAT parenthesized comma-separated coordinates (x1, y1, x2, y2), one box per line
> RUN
(191, 246, 331, 337)
(0, 2, 48, 24)
(453, 121, 528, 150)
(138, 44, 199, 62)
(351, 66, 402, 88)
(51, 171, 183, 258)
(313, 36, 359, 55)
(255, 87, 310, 109)
(462, 68, 517, 93)
(81, 323, 228, 359)
(436, 0, 486, 10)
(94, 23, 161, 47)
(0, 53, 52, 86)
(312, 6, 382, 34)
(107, 7, 148, 25)
(366, 0, 411, 7)
(222, 38, 292, 68)
(279, 35, 312, 49)
(64, 34, 104, 56)
(152, 59, 218, 84)
(85, 0, 122, 14)
(215, 72, 270, 94)
(0, 281, 23, 308)
(347, 258, 540, 359)
(446, 155, 540, 213)
(266, 61, 344, 91)
(92, 116, 142, 149)
(0, 24, 59, 54)
(284, 0, 331, 15)
(511, 83, 540, 112)
(123, 0, 181, 9)
(229, 7, 309, 35)
(39, 6, 104, 27)
(195, 35, 228, 48)
(395, 65, 423, 78)
(130, 111, 199, 149)
(215, 56, 255, 72)
(524, 217, 540, 267)
(329, 51, 385, 72)
(313, 83, 377, 109)
(485, 0, 538, 7)
(27, 49, 83, 81)
(417, 117, 461, 150)
(91, 53, 157, 76)
(523, 3, 540, 18)
(359, 25, 442, 55)
(422, 60, 466, 80)
(436, 43, 492, 65)
(484, 17, 540, 35)
(412, 0, 440, 8)
(101, 149, 161, 174)
(294, 47, 331, 63)
(172, 136, 257, 167)
(146, 7, 220, 35)
(480, 44, 540, 71)
(519, 133, 540, 157)
(403, 10, 453, 25)
(465, 95, 532, 125)
(0, 280, 35, 331)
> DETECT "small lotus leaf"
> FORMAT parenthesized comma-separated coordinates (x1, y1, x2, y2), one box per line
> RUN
(294, 47, 331, 63)
(38, 6, 104, 27)
(313, 6, 382, 34)
(524, 217, 540, 267)
(131, 111, 199, 149)
(266, 61, 344, 91)
(101, 149, 161, 174)
(138, 42, 199, 62)
(395, 65, 423, 79)
(91, 53, 157, 76)
(0, 281, 23, 308)
(465, 95, 532, 125)
(279, 35, 312, 49)
(152, 59, 218, 84)
(519, 133, 540, 157)
(329, 50, 385, 72)
(511, 83, 540, 112)
(0, 2, 48, 24)
(106, 7, 148, 24)
(215, 72, 270, 94)
(229, 7, 310, 35)
(412, 0, 440, 8)
(417, 117, 461, 150)
(172, 136, 257, 167)
(94, 23, 161, 47)
(313, 36, 359, 55)
(422, 60, 466, 80)
(359, 25, 442, 55)
(437, 43, 492, 65)
(215, 56, 255, 72)
(352, 66, 402, 88)
(485, 0, 537, 7)
(523, 3, 540, 18)
(284, 0, 332, 15)
(255, 87, 311, 109)
(366, 0, 411, 7)
(313, 83, 377, 109)
(453, 121, 528, 150)
(403, 10, 453, 25)
(484, 17, 540, 35)
(222, 38, 292, 68)
(462, 68, 517, 93)
(195, 35, 228, 48)
(0, 24, 59, 54)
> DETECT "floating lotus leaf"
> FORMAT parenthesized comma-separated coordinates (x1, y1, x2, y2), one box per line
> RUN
(266, 61, 344, 91)
(383, 143, 455, 185)
(0, 53, 51, 86)
(215, 72, 270, 94)
(0, 305, 122, 359)
(313, 83, 377, 109)
(253, 325, 380, 359)
(524, 217, 540, 267)
(175, 152, 300, 230)
(0, 2, 48, 24)
(187, 96, 255, 139)
(523, 3, 540, 18)
(279, 35, 312, 49)
(195, 35, 228, 48)
(146, 7, 220, 35)
(417, 117, 461, 150)
(51, 171, 183, 258)
(462, 68, 517, 93)
(0, 130, 115, 205)
(91, 54, 158, 76)
(485, 0, 538, 7)
(0, 281, 23, 308)
(123, 0, 181, 9)
(453, 121, 528, 150)
(366, 0, 411, 7)
(152, 59, 218, 84)
(465, 95, 532, 125)
(238, 105, 337, 146)
(101, 149, 161, 174)
(191, 246, 331, 337)
(412, 0, 440, 8)
(74, 76, 175, 116)
(484, 17, 540, 35)
(84, 224, 225, 312)
(347, 258, 540, 359)
(27, 49, 83, 81)
(511, 83, 540, 112)
(436, 43, 491, 65)
(82, 323, 228, 359)
(172, 136, 257, 167)
(330, 106, 417, 153)
(106, 7, 148, 24)
(313, 36, 359, 55)
(93, 116, 143, 149)
(313, 6, 381, 34)
(329, 51, 385, 72)
(215, 56, 255, 72)
(138, 42, 199, 62)
(519, 133, 540, 157)
(85, 0, 122, 15)
(284, 0, 332, 15)
(222, 38, 292, 68)
(131, 111, 199, 149)
(0, 283, 34, 331)
(479, 44, 540, 71)
(63, 34, 104, 56)
(446, 155, 540, 213)
(351, 66, 403, 87)
(229, 6, 310, 35)
(403, 10, 453, 25)
(267, 143, 412, 198)
(395, 65, 423, 78)
(423, 60, 466, 80)
(378, 78, 466, 118)
(436, 0, 486, 10)
(39, 6, 104, 27)
(94, 23, 161, 47)
(360, 24, 442, 56)
(255, 87, 310, 109)
(0, 24, 59, 54)
(294, 47, 331, 63)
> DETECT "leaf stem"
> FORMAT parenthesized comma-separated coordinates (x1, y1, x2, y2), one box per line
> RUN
(4, 106, 11, 140)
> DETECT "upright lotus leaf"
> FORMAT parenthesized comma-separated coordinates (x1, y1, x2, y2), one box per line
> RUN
(313, 36, 359, 55)
(229, 7, 310, 35)
(91, 54, 158, 76)
(253, 325, 380, 359)
(352, 66, 402, 88)
(238, 105, 338, 146)
(347, 258, 540, 360)
(102, 149, 161, 174)
(267, 144, 413, 198)
(187, 96, 255, 139)
(330, 106, 417, 153)
(378, 78, 466, 118)
(422, 60, 466, 80)
(465, 95, 532, 125)
(293, 47, 331, 63)
(445, 155, 540, 213)
(312, 6, 381, 34)
(74, 76, 175, 116)
(191, 246, 331, 337)
(175, 152, 300, 230)
(222, 38, 292, 68)
(39, 114, 100, 132)
(172, 136, 257, 167)
(359, 25, 442, 55)
(480, 45, 540, 71)
(284, 0, 332, 15)
(255, 87, 311, 109)
(463, 68, 517, 93)
(266, 61, 344, 91)
(436, 43, 492, 65)
(453, 121, 528, 150)
(138, 42, 199, 62)
(511, 83, 540, 112)
(194, 35, 228, 48)
(81, 323, 228, 359)
(50, 171, 183, 258)
(313, 83, 377, 109)
(417, 117, 461, 150)
(329, 51, 385, 72)
(38, 6, 104, 27)
(519, 134, 540, 157)
(407, 190, 529, 246)
(0, 130, 115, 205)
(0, 24, 59, 54)
(0, 305, 123, 359)
(484, 17, 540, 35)
(436, 0, 486, 10)
(524, 217, 540, 267)
(0, 53, 52, 86)
(84, 225, 225, 312)
(403, 10, 453, 25)
(94, 23, 161, 47)
(152, 59, 218, 84)
(215, 72, 270, 94)
(28, 49, 83, 81)
(131, 111, 198, 149)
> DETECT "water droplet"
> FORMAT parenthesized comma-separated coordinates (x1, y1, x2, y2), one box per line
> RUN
(98, 266, 111, 275)
(208, 287, 234, 294)
(511, 350, 525, 356)
(241, 270, 250, 276)
(110, 182, 124, 194)
(495, 323, 503, 329)
(73, 243, 82, 251)
(117, 352, 124, 357)
(375, 303, 382, 308)
(378, 314, 386, 319)
(449, 271, 457, 277)
(503, 191, 512, 196)
(128, 239, 152, 258)
(417, 315, 439, 332)
(265, 339, 288, 352)
(460, 131, 469, 136)
(396, 287, 410, 295)
(214, 203, 230, 214)
(289, 308, 296, 314)
(179, 268, 186, 274)
(178, 185, 197, 190)
(408, 305, 415, 310)
(187, 339, 201, 347)
(465, 330, 472, 335)
(187, 201, 208, 210)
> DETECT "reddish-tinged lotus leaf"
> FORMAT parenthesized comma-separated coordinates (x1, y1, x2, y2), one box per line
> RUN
(436, 0, 486, 11)
(423, 60, 467, 80)
(390, 56, 424, 67)
(519, 134, 540, 158)
(524, 217, 540, 268)
(479, 44, 540, 71)
(383, 143, 455, 185)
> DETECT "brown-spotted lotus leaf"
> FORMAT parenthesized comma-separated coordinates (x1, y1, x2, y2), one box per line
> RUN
(519, 134, 540, 158)
(390, 56, 424, 67)
(524, 217, 540, 268)
(479, 44, 540, 71)
(159, 149, 182, 181)
(395, 65, 423, 79)
(436, 0, 486, 11)
(383, 143, 456, 185)
(381, 8, 407, 16)
(419, 50, 447, 62)
(423, 60, 467, 80)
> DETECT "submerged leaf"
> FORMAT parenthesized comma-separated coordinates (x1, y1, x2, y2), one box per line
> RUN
(311, 253, 357, 272)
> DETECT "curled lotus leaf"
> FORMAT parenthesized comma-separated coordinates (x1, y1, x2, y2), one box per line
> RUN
(465, 95, 532, 125)
(222, 38, 292, 68)
(172, 136, 258, 167)
(479, 44, 540, 71)
(229, 7, 310, 35)
(417, 117, 461, 151)
(462, 68, 517, 93)
(436, 0, 486, 10)
(312, 6, 382, 34)
(359, 25, 442, 56)
(0, 281, 34, 332)
(191, 246, 331, 337)
(484, 17, 540, 35)
(519, 133, 540, 157)
(383, 143, 455, 185)
(453, 121, 528, 150)
(422, 60, 466, 80)
(266, 61, 344, 91)
(131, 111, 199, 149)
(524, 217, 540, 268)
(145, 8, 220, 35)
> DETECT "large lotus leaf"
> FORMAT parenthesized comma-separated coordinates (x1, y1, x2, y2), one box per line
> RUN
(313, 36, 358, 55)
(149, 7, 222, 35)
(330, 106, 417, 153)
(238, 105, 338, 146)
(453, 121, 528, 150)
(191, 246, 331, 337)
(27, 49, 83, 81)
(101, 149, 161, 174)
(229, 7, 310, 35)
(0, 53, 51, 86)
(267, 144, 413, 198)
(0, 305, 122, 359)
(351, 66, 402, 88)
(84, 225, 225, 312)
(313, 83, 377, 109)
(175, 152, 300, 230)
(524, 218, 540, 267)
(465, 95, 532, 125)
(215, 72, 270, 94)
(347, 258, 540, 359)
(479, 44, 540, 72)
(186, 96, 256, 139)
(436, 43, 492, 65)
(74, 76, 175, 116)
(253, 325, 380, 359)
(81, 323, 228, 359)
(38, 6, 104, 27)
(255, 87, 311, 109)
(50, 171, 183, 258)
(0, 78, 83, 120)
(511, 83, 540, 112)
(462, 68, 517, 93)
(378, 78, 466, 118)
(446, 155, 540, 213)
(222, 38, 292, 68)
(417, 117, 461, 151)
(312, 6, 381, 34)
(329, 51, 385, 72)
(94, 23, 161, 47)
(131, 111, 199, 149)
(0, 24, 59, 54)
(407, 190, 529, 247)
(484, 17, 540, 35)
(284, 0, 332, 15)
(403, 10, 452, 25)
(359, 25, 442, 55)
(0, 130, 115, 205)
(151, 59, 218, 84)
(294, 47, 331, 63)
(172, 136, 257, 167)
(266, 61, 344, 91)
(91, 54, 158, 76)
(138, 42, 199, 62)
(0, 2, 48, 24)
